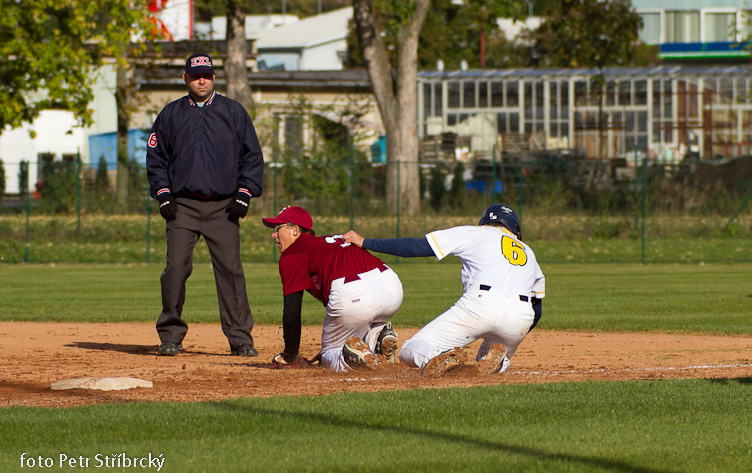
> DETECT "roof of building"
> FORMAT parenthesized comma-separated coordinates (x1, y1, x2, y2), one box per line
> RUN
(254, 7, 352, 50)
(138, 64, 752, 92)
(418, 65, 752, 80)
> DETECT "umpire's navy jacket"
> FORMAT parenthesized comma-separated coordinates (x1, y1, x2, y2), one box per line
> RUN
(146, 91, 264, 199)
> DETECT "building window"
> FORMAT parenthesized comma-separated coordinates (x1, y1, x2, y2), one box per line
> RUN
(523, 80, 545, 134)
(283, 115, 304, 160)
(448, 82, 460, 108)
(423, 83, 432, 118)
(491, 82, 503, 107)
(666, 11, 700, 43)
(479, 82, 489, 107)
(639, 12, 661, 44)
(463, 82, 476, 108)
(652, 80, 673, 143)
(705, 12, 736, 42)
(38, 153, 55, 180)
(634, 80, 648, 106)
(507, 81, 519, 107)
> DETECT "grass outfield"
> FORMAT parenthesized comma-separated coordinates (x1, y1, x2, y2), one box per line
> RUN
(1, 380, 750, 472)
(1, 263, 750, 472)
(0, 262, 750, 333)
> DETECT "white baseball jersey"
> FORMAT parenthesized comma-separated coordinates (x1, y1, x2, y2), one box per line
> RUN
(425, 225, 545, 299)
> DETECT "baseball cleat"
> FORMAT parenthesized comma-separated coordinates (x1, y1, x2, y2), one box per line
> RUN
(477, 344, 508, 375)
(231, 343, 259, 357)
(271, 353, 311, 369)
(158, 342, 182, 356)
(343, 337, 380, 370)
(421, 347, 468, 377)
(374, 322, 398, 364)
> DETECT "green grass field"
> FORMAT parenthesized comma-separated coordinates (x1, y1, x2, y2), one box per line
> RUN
(1, 262, 750, 333)
(2, 380, 750, 472)
(0, 262, 750, 472)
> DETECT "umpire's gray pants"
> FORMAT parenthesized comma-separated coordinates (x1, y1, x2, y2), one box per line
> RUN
(157, 197, 254, 350)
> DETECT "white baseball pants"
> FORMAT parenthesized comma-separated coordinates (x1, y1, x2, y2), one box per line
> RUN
(398, 284, 535, 372)
(320, 267, 404, 372)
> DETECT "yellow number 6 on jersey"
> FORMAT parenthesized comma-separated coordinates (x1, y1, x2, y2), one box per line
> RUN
(502, 235, 527, 266)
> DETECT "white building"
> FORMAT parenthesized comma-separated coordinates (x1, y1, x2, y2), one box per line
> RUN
(0, 65, 117, 195)
(194, 14, 300, 40)
(252, 7, 353, 71)
(633, 0, 752, 59)
(195, 8, 352, 71)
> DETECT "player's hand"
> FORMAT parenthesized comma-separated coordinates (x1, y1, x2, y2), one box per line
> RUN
(157, 191, 177, 221)
(342, 230, 364, 247)
(226, 189, 251, 221)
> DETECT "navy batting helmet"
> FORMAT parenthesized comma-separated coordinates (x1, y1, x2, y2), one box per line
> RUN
(479, 204, 521, 239)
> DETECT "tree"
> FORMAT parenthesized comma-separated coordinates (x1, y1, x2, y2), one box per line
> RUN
(279, 94, 375, 214)
(18, 161, 29, 201)
(226, 0, 255, 112)
(351, 0, 430, 216)
(40, 160, 77, 214)
(2, 1, 157, 212)
(526, 0, 645, 69)
(449, 161, 466, 208)
(115, 58, 134, 210)
(463, 0, 526, 67)
(94, 156, 111, 195)
(428, 165, 446, 211)
(347, 0, 525, 70)
(0, 1, 154, 137)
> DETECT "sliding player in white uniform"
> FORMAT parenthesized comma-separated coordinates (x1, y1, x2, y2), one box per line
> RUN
(343, 204, 545, 377)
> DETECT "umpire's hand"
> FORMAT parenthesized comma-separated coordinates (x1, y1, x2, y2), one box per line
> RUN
(157, 191, 177, 221)
(226, 190, 251, 221)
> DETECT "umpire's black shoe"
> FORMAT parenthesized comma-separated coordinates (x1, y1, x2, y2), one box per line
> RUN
(158, 342, 182, 356)
(231, 344, 258, 357)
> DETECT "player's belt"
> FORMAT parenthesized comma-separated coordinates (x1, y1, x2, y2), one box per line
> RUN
(479, 284, 529, 302)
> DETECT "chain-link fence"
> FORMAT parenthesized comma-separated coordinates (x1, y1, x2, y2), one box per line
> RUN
(1, 153, 750, 265)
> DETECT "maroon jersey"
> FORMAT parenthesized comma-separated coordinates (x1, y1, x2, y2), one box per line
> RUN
(279, 233, 387, 305)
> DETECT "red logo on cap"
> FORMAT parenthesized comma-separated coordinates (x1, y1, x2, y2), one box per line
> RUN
(191, 56, 211, 67)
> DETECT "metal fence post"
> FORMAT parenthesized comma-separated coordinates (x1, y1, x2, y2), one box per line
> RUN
(634, 146, 639, 232)
(517, 160, 523, 224)
(145, 192, 151, 263)
(349, 140, 354, 230)
(724, 190, 752, 231)
(24, 178, 30, 264)
(641, 156, 647, 264)
(394, 160, 401, 264)
(491, 143, 498, 204)
(76, 150, 82, 237)
(272, 155, 279, 263)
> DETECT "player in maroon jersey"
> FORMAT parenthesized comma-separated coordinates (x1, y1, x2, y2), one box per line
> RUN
(262, 206, 404, 371)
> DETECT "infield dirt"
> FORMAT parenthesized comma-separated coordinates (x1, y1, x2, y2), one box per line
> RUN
(1, 322, 750, 408)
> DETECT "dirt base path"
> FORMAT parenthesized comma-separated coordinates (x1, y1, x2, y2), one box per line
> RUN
(1, 322, 750, 408)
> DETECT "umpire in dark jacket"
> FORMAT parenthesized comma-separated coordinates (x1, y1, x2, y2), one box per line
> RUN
(146, 53, 263, 357)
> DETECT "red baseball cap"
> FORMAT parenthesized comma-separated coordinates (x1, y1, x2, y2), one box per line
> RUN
(262, 206, 314, 232)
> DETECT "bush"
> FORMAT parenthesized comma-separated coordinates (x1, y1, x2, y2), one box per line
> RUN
(39, 160, 77, 214)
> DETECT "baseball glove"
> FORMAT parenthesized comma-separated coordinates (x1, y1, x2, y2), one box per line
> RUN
(272, 352, 312, 369)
